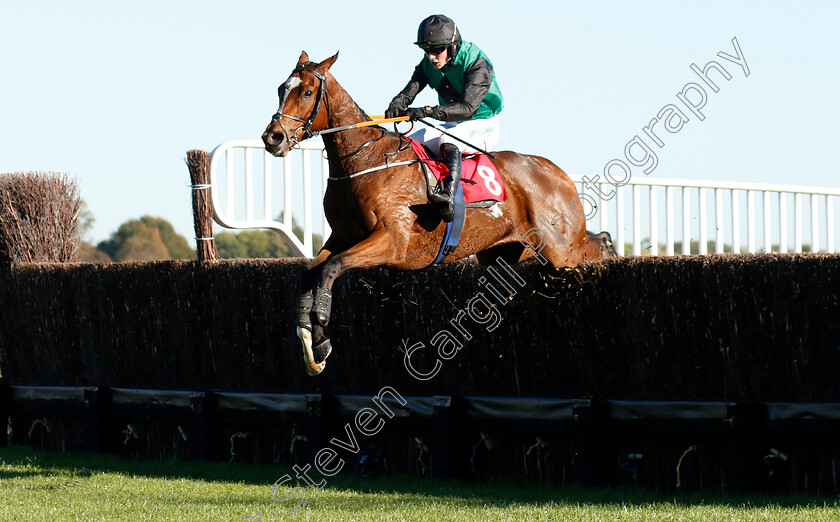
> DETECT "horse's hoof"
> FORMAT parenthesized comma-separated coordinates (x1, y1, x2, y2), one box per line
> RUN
(313, 338, 332, 364)
(297, 326, 320, 376)
(306, 360, 326, 376)
(302, 338, 332, 377)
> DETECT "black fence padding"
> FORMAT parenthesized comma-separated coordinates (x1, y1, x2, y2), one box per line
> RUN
(4, 385, 840, 494)
(213, 392, 308, 424)
(7, 385, 91, 416)
(460, 396, 590, 432)
(765, 402, 840, 440)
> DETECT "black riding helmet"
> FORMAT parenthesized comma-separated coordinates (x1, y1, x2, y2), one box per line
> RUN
(415, 14, 461, 55)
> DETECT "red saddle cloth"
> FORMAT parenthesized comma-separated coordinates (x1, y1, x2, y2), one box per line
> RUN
(410, 139, 507, 204)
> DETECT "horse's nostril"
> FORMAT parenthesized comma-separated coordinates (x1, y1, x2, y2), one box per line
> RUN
(263, 131, 284, 147)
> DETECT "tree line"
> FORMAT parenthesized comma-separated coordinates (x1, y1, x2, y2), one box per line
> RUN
(81, 211, 321, 262)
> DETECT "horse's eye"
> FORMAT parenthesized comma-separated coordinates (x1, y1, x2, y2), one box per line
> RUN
(304, 90, 313, 98)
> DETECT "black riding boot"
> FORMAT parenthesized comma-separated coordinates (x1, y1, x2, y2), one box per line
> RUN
(435, 143, 461, 223)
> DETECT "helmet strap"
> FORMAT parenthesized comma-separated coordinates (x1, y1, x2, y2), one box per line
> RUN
(447, 44, 458, 65)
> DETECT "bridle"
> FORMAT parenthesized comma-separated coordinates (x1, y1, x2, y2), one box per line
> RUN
(271, 63, 330, 149)
(270, 62, 412, 177)
(271, 63, 392, 161)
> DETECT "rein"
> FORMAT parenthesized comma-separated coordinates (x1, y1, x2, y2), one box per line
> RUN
(328, 127, 418, 181)
(328, 159, 420, 181)
(332, 127, 385, 161)
(273, 67, 418, 180)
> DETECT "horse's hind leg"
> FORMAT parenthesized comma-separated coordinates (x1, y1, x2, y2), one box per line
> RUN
(516, 223, 596, 268)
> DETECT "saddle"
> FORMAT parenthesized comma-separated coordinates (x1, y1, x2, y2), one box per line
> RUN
(409, 140, 507, 208)
(408, 140, 507, 264)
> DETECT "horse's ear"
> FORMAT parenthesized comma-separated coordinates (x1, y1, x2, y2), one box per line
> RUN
(316, 52, 339, 73)
(297, 50, 309, 65)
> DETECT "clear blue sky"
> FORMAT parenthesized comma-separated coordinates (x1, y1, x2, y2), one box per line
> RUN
(2, 1, 837, 244)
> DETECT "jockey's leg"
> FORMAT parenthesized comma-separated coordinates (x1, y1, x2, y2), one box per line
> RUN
(436, 143, 461, 222)
(412, 116, 500, 221)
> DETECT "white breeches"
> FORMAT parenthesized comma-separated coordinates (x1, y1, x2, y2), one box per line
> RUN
(409, 115, 500, 156)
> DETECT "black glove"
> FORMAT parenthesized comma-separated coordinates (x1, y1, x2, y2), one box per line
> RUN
(385, 105, 403, 119)
(404, 106, 434, 121)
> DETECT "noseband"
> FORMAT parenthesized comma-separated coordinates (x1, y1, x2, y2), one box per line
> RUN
(272, 64, 330, 148)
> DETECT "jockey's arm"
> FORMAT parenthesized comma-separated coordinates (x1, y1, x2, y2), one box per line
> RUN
(387, 63, 428, 115)
(431, 57, 493, 122)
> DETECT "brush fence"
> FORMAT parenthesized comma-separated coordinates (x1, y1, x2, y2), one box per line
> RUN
(1, 254, 839, 494)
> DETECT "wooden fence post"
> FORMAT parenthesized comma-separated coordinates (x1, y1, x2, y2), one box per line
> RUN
(188, 392, 208, 462)
(305, 394, 324, 465)
(82, 386, 106, 455)
(186, 149, 218, 263)
(572, 402, 596, 487)
(432, 395, 453, 478)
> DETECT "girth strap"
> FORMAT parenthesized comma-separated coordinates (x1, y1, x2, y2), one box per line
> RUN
(431, 183, 466, 265)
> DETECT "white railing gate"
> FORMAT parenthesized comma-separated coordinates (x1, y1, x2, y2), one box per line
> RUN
(209, 140, 840, 258)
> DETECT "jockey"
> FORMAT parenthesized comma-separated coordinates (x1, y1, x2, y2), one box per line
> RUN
(386, 14, 503, 222)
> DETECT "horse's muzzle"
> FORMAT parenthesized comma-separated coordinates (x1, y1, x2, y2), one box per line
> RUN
(262, 126, 288, 157)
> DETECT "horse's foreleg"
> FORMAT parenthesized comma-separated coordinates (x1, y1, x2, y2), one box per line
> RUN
(302, 228, 396, 376)
(311, 258, 341, 327)
(311, 228, 396, 327)
(296, 293, 328, 377)
(297, 249, 332, 376)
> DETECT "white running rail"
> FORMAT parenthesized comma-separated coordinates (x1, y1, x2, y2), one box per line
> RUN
(576, 177, 840, 256)
(209, 140, 840, 258)
(209, 139, 329, 258)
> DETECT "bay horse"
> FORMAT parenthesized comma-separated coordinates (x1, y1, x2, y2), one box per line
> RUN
(262, 51, 616, 376)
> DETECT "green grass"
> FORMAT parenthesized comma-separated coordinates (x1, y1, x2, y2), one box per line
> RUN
(0, 446, 838, 521)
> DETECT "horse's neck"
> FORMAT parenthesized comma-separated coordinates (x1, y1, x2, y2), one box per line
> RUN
(322, 77, 396, 175)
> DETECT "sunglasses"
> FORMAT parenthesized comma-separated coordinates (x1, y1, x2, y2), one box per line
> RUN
(424, 46, 447, 55)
